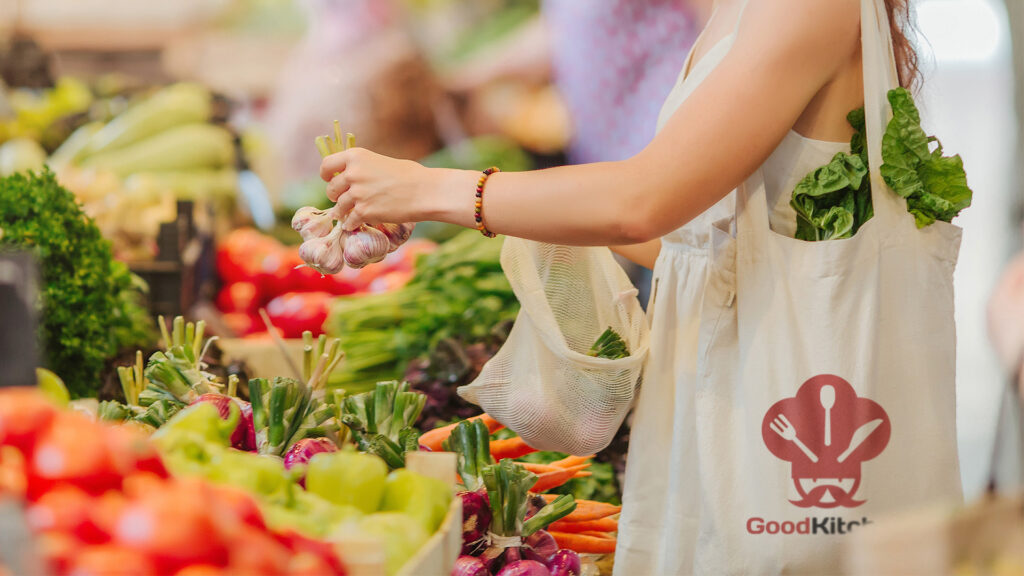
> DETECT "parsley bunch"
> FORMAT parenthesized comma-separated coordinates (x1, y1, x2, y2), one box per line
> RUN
(0, 169, 151, 397)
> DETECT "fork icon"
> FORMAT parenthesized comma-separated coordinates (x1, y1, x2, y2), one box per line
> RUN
(769, 414, 819, 463)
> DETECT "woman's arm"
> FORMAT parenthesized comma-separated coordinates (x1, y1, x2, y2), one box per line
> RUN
(611, 241, 662, 270)
(322, 0, 861, 246)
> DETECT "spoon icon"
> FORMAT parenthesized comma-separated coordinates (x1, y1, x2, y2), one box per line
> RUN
(820, 385, 835, 446)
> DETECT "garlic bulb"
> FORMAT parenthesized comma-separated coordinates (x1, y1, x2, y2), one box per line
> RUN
(342, 225, 390, 269)
(299, 224, 346, 275)
(374, 223, 415, 253)
(292, 206, 335, 241)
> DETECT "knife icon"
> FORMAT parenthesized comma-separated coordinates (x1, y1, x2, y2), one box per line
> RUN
(837, 419, 884, 463)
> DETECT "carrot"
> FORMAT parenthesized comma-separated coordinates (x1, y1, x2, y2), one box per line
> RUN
(418, 414, 504, 452)
(548, 517, 619, 533)
(490, 436, 538, 461)
(548, 531, 617, 554)
(545, 496, 621, 522)
(549, 455, 593, 468)
(580, 530, 615, 539)
(531, 464, 591, 493)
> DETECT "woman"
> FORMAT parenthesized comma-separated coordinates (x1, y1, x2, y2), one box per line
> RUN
(321, 0, 931, 572)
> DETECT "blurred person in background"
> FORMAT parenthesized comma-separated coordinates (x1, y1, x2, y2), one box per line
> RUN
(445, 0, 713, 303)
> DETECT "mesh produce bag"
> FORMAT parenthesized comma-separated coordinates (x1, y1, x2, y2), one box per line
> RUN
(458, 238, 650, 455)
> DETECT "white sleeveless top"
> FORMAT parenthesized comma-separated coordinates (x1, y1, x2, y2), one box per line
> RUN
(613, 13, 851, 576)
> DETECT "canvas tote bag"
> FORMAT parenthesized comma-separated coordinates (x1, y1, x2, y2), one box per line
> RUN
(688, 0, 964, 572)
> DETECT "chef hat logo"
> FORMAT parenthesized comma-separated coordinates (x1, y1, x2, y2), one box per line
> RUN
(762, 375, 891, 509)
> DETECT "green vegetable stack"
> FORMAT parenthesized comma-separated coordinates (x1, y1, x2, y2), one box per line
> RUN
(0, 169, 151, 397)
(342, 380, 426, 469)
(791, 87, 972, 241)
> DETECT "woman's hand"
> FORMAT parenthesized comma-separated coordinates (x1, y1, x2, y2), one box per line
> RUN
(319, 148, 474, 230)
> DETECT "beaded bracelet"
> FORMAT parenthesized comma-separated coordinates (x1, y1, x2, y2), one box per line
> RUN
(475, 166, 501, 238)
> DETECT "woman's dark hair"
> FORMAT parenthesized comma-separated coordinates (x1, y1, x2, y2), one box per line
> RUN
(885, 0, 921, 91)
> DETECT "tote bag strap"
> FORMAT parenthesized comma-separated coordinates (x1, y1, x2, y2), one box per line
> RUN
(737, 0, 908, 237)
(862, 0, 911, 229)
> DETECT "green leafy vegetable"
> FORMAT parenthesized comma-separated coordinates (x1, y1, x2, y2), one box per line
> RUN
(791, 88, 971, 241)
(0, 169, 151, 397)
(880, 88, 973, 227)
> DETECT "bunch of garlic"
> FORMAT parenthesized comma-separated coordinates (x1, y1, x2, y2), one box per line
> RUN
(293, 124, 415, 275)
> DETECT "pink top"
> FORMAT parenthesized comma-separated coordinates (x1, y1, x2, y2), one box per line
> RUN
(544, 0, 700, 163)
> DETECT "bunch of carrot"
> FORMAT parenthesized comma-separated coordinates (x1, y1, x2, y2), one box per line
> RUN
(541, 494, 620, 555)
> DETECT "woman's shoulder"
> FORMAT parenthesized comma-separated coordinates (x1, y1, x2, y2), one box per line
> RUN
(733, 0, 861, 73)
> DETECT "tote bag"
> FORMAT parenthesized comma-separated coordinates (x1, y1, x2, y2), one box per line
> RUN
(459, 241, 650, 455)
(689, 0, 964, 572)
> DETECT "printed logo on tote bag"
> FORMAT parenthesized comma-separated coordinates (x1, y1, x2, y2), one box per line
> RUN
(762, 374, 891, 509)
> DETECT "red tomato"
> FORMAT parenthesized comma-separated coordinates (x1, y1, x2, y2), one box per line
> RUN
(174, 565, 226, 576)
(282, 531, 348, 576)
(225, 526, 292, 576)
(36, 531, 80, 575)
(217, 229, 281, 285)
(113, 482, 227, 571)
(66, 544, 156, 576)
(0, 387, 57, 455)
(28, 412, 120, 498)
(264, 292, 333, 338)
(215, 281, 262, 313)
(102, 424, 167, 479)
(203, 482, 266, 533)
(0, 446, 28, 499)
(285, 552, 342, 576)
(25, 485, 108, 543)
(258, 249, 297, 297)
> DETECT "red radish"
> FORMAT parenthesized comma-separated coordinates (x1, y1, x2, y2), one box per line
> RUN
(547, 549, 581, 576)
(452, 555, 489, 576)
(283, 437, 338, 486)
(496, 559, 552, 576)
(458, 489, 491, 555)
(190, 394, 253, 451)
(523, 530, 558, 564)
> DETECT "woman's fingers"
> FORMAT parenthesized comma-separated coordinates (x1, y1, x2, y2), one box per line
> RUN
(320, 151, 348, 182)
(326, 173, 351, 203)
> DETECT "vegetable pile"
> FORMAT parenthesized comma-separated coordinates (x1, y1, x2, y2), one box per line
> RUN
(328, 229, 519, 393)
(216, 228, 434, 337)
(0, 388, 348, 576)
(433, 418, 622, 576)
(791, 87, 972, 241)
(292, 124, 416, 275)
(0, 169, 151, 398)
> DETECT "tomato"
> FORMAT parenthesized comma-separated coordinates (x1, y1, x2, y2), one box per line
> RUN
(0, 446, 27, 499)
(217, 229, 281, 285)
(25, 485, 109, 543)
(174, 565, 226, 576)
(113, 481, 227, 571)
(285, 552, 341, 576)
(225, 526, 292, 576)
(36, 531, 80, 575)
(66, 544, 156, 576)
(102, 424, 167, 479)
(28, 412, 119, 498)
(215, 281, 262, 313)
(0, 387, 56, 454)
(203, 482, 266, 533)
(264, 292, 333, 338)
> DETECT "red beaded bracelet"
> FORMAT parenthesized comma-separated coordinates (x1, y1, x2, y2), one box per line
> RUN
(475, 166, 500, 238)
